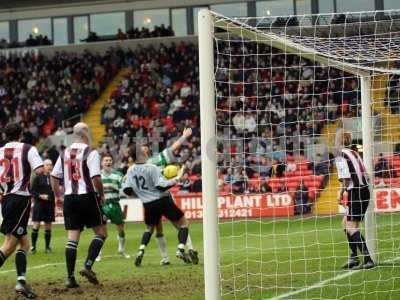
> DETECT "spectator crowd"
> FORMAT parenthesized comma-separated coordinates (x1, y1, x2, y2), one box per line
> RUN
(0, 49, 121, 145)
(97, 39, 366, 211)
(1, 35, 398, 214)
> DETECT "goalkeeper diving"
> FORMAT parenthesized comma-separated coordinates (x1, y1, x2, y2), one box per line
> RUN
(122, 149, 193, 266)
(140, 128, 199, 265)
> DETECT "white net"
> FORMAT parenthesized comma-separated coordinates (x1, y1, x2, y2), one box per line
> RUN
(207, 9, 400, 299)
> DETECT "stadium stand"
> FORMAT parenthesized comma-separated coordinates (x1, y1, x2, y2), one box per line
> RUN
(98, 41, 364, 203)
(0, 49, 121, 145)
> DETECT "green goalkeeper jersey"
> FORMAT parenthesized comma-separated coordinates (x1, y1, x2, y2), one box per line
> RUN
(101, 169, 124, 203)
(146, 148, 174, 167)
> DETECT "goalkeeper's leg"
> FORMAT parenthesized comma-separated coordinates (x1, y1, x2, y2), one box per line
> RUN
(135, 226, 154, 267)
(173, 217, 191, 264)
(171, 221, 198, 264)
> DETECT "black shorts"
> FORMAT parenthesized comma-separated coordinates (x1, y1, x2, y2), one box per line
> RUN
(347, 186, 370, 222)
(0, 194, 31, 238)
(63, 193, 107, 231)
(32, 200, 55, 223)
(143, 195, 184, 226)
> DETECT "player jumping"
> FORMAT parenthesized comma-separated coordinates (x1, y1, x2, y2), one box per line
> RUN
(140, 128, 199, 265)
(96, 154, 130, 261)
(122, 150, 192, 267)
(0, 123, 44, 299)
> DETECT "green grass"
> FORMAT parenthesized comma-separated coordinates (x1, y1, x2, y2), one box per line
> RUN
(0, 214, 400, 299)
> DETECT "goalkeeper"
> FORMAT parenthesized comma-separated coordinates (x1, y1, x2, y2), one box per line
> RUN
(140, 128, 199, 265)
(97, 154, 130, 261)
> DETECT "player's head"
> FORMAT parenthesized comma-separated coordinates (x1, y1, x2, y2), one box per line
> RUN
(73, 122, 90, 144)
(133, 146, 147, 164)
(335, 129, 352, 151)
(102, 154, 113, 171)
(43, 159, 53, 174)
(140, 142, 152, 159)
(4, 123, 22, 142)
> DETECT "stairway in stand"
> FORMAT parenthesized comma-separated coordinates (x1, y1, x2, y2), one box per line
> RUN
(82, 68, 131, 148)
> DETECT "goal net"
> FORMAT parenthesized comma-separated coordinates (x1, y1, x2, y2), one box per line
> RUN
(198, 9, 400, 300)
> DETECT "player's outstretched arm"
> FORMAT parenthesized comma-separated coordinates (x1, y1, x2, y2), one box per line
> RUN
(170, 128, 192, 152)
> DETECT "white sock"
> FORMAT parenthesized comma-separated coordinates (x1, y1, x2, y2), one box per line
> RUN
(156, 235, 169, 259)
(118, 235, 125, 252)
(186, 235, 194, 251)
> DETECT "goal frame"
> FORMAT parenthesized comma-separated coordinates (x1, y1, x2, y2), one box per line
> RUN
(198, 9, 377, 300)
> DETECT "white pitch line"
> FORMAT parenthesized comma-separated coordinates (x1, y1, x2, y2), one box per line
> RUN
(0, 255, 119, 275)
(272, 256, 400, 300)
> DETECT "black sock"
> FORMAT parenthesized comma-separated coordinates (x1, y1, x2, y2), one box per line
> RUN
(15, 250, 27, 284)
(45, 230, 51, 249)
(346, 231, 358, 258)
(31, 229, 39, 249)
(0, 250, 6, 268)
(353, 231, 372, 262)
(66, 240, 78, 279)
(178, 227, 189, 246)
(139, 231, 152, 250)
(84, 235, 105, 270)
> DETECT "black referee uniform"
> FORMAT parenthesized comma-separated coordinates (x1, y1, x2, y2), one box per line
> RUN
(31, 174, 55, 223)
(31, 174, 55, 252)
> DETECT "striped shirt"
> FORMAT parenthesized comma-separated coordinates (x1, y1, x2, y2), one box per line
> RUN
(335, 148, 369, 189)
(51, 143, 101, 195)
(147, 148, 175, 167)
(101, 169, 123, 203)
(0, 142, 43, 196)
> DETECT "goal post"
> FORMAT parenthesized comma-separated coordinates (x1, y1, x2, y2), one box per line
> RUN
(360, 76, 377, 263)
(198, 9, 220, 300)
(199, 8, 400, 300)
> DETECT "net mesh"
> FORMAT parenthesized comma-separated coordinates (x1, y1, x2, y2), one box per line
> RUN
(210, 9, 400, 299)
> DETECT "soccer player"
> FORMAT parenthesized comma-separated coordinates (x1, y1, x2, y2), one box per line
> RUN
(96, 154, 129, 261)
(141, 128, 199, 265)
(30, 159, 55, 254)
(335, 131, 375, 270)
(122, 150, 191, 266)
(50, 122, 108, 288)
(0, 123, 44, 299)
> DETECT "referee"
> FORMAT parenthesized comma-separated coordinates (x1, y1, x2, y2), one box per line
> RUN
(336, 131, 375, 270)
(30, 159, 55, 254)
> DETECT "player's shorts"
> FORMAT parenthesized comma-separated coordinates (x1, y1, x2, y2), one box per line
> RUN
(63, 193, 107, 231)
(347, 185, 370, 222)
(102, 201, 124, 225)
(0, 194, 31, 238)
(32, 200, 55, 223)
(143, 195, 184, 226)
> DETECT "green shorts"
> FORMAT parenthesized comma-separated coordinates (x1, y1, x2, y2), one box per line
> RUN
(102, 201, 124, 225)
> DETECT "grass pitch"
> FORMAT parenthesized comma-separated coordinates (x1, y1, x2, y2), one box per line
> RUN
(0, 214, 399, 299)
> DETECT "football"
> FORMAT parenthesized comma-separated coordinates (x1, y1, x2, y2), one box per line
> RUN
(163, 164, 180, 179)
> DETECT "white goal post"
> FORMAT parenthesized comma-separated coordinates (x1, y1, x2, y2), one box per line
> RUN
(199, 8, 400, 300)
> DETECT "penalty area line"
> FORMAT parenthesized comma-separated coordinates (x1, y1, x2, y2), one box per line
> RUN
(272, 256, 400, 300)
(0, 255, 119, 275)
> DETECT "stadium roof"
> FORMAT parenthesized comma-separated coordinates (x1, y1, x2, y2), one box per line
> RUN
(0, 0, 148, 10)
